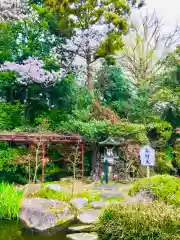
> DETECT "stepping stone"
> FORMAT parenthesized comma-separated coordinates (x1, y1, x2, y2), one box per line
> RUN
(96, 185, 118, 191)
(100, 192, 122, 198)
(68, 225, 94, 232)
(70, 198, 88, 209)
(46, 184, 61, 192)
(67, 232, 98, 240)
(90, 201, 107, 209)
(78, 209, 102, 224)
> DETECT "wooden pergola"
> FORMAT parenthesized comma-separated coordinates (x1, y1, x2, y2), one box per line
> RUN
(0, 132, 84, 182)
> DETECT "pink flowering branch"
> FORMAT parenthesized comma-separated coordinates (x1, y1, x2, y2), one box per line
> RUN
(0, 58, 64, 85)
(0, 0, 30, 21)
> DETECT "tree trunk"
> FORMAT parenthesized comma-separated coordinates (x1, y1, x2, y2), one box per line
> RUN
(33, 142, 41, 183)
(72, 162, 76, 197)
(91, 145, 98, 172)
(86, 50, 93, 91)
(28, 158, 31, 183)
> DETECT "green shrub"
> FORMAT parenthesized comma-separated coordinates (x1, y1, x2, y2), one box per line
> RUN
(31, 188, 72, 202)
(0, 183, 23, 219)
(129, 175, 180, 206)
(96, 202, 180, 240)
(30, 187, 101, 203)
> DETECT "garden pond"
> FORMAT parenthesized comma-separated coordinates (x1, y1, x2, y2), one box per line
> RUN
(0, 220, 68, 240)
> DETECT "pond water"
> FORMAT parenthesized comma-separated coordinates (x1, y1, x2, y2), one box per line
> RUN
(0, 220, 68, 240)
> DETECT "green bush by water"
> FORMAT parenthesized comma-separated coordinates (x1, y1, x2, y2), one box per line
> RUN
(0, 183, 23, 219)
(97, 202, 180, 240)
(129, 175, 180, 206)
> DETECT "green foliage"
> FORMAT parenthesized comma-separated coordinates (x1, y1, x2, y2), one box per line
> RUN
(0, 71, 17, 89)
(33, 188, 72, 202)
(155, 148, 174, 173)
(0, 0, 179, 182)
(151, 47, 180, 128)
(0, 22, 16, 63)
(0, 183, 23, 219)
(0, 19, 62, 64)
(0, 102, 24, 130)
(0, 142, 28, 183)
(129, 87, 152, 123)
(60, 119, 148, 143)
(97, 201, 180, 240)
(31, 187, 101, 203)
(0, 146, 26, 171)
(95, 64, 133, 118)
(147, 119, 173, 144)
(129, 175, 180, 206)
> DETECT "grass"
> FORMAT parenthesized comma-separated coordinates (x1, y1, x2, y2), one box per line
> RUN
(31, 180, 132, 206)
(29, 187, 101, 203)
(0, 182, 23, 219)
(97, 201, 180, 240)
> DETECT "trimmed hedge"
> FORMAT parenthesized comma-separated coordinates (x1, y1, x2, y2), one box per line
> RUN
(96, 202, 180, 240)
(129, 175, 180, 206)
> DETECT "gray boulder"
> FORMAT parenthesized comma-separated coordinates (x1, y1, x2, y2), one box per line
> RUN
(78, 209, 102, 224)
(19, 198, 73, 231)
(90, 201, 107, 209)
(46, 184, 61, 192)
(70, 198, 88, 209)
(67, 232, 98, 240)
(124, 193, 153, 206)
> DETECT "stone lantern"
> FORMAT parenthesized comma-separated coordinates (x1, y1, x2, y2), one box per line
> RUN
(99, 137, 121, 183)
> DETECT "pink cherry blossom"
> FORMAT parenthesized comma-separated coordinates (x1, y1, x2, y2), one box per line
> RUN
(0, 58, 64, 85)
(0, 0, 30, 21)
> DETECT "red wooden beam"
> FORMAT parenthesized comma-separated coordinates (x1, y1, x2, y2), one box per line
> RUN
(0, 133, 83, 144)
(81, 143, 84, 180)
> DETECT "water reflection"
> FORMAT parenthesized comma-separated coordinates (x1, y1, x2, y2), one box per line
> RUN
(0, 220, 67, 240)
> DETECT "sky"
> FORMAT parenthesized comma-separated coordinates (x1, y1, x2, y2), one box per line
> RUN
(144, 0, 180, 30)
(74, 0, 180, 81)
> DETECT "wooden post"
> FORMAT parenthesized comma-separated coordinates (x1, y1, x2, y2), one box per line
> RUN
(81, 143, 84, 180)
(105, 160, 108, 184)
(42, 143, 46, 183)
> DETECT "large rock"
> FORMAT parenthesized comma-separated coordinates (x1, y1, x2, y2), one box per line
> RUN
(46, 184, 61, 192)
(124, 193, 153, 206)
(70, 198, 88, 209)
(19, 198, 73, 231)
(67, 232, 98, 240)
(78, 209, 101, 224)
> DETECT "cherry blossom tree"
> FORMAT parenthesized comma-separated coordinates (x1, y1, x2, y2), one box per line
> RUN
(0, 0, 31, 21)
(0, 58, 64, 85)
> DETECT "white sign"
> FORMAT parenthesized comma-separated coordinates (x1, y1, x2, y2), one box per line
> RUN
(140, 145, 155, 166)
